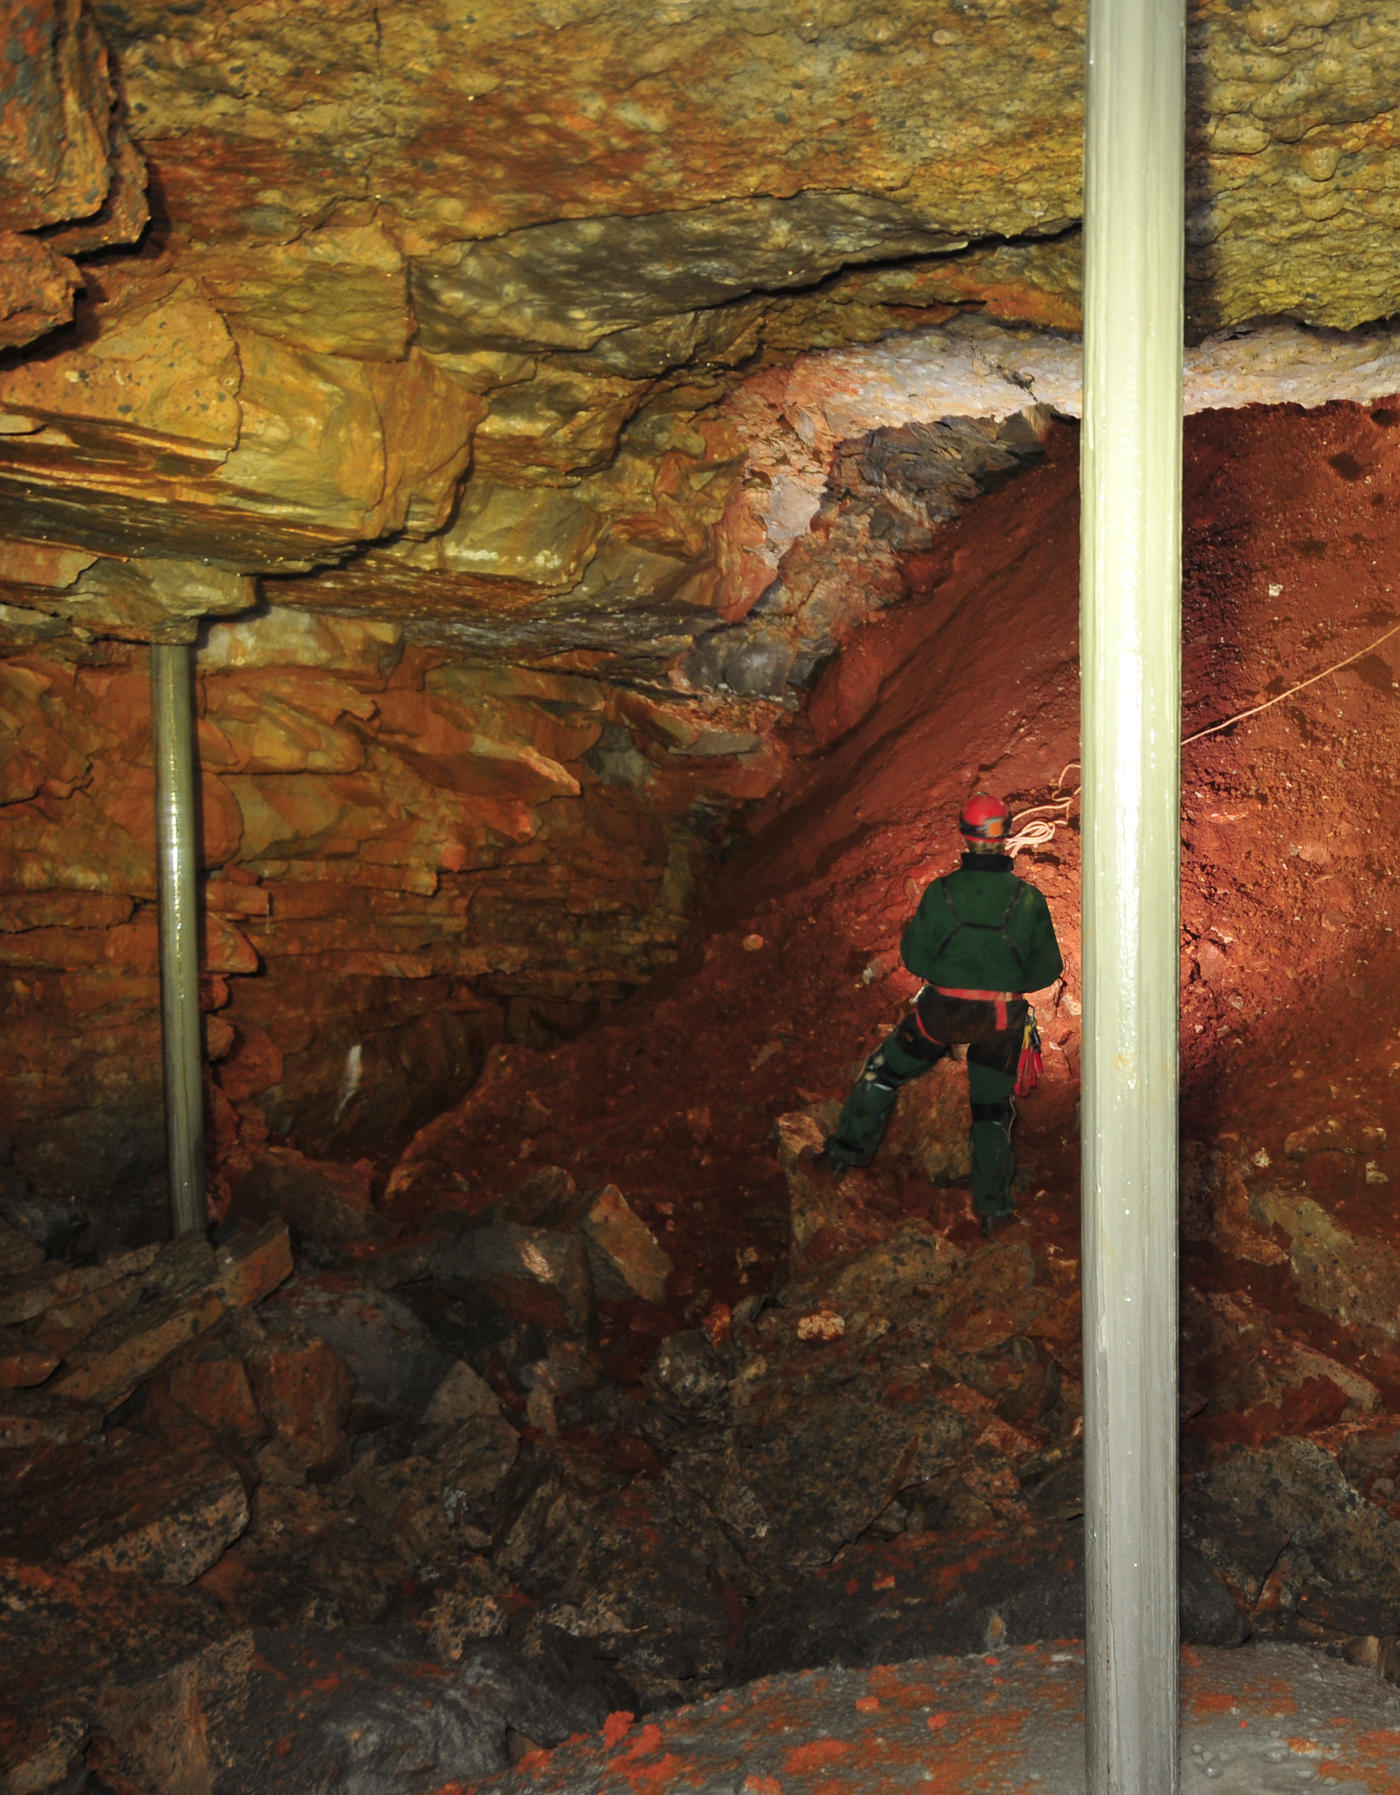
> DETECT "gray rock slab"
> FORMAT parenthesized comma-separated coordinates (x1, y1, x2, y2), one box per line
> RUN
(459, 1643, 1400, 1794)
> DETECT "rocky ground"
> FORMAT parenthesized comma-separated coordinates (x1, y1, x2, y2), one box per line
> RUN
(4, 1127, 1400, 1792)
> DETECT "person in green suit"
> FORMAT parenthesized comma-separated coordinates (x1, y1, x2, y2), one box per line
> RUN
(816, 793, 1063, 1234)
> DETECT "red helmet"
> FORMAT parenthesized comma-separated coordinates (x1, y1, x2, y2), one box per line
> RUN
(959, 792, 1010, 843)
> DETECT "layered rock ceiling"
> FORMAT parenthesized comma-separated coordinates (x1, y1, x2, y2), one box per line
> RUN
(3, 0, 1400, 1210)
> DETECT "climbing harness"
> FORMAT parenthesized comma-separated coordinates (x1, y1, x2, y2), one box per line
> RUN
(931, 986, 1017, 1030)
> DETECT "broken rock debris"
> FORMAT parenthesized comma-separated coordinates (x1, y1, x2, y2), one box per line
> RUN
(4, 1129, 1400, 1790)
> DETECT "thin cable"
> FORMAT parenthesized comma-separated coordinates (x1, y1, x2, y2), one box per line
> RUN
(1182, 616, 1400, 747)
(1007, 618, 1400, 857)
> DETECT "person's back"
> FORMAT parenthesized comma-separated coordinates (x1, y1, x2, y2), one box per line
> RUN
(902, 854, 1062, 995)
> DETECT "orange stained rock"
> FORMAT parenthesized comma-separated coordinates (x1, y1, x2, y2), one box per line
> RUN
(610, 1722, 664, 1764)
(155, 1352, 264, 1446)
(866, 1667, 942, 1709)
(0, 1348, 60, 1388)
(0, 274, 238, 445)
(52, 1288, 227, 1410)
(1339, 1727, 1400, 1790)
(702, 1302, 732, 1344)
(1257, 1676, 1299, 1713)
(603, 1711, 635, 1748)
(212, 1219, 294, 1310)
(245, 1334, 354, 1477)
(782, 1737, 853, 1773)
(619, 1751, 691, 1792)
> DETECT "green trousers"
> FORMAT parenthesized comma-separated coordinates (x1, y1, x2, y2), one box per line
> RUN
(823, 995, 1022, 1219)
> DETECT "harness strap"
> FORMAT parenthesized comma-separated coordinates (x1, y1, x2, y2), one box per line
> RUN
(911, 1004, 946, 1045)
(939, 881, 1030, 976)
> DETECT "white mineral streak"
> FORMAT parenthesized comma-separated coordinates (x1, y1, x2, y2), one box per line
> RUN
(731, 317, 1400, 571)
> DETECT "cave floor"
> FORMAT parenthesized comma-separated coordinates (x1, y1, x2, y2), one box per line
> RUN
(467, 1644, 1400, 1794)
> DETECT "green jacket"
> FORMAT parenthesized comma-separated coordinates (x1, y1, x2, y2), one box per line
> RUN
(901, 853, 1063, 993)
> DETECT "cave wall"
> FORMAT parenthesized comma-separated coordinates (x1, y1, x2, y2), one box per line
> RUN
(0, 608, 786, 1213)
(0, 0, 148, 348)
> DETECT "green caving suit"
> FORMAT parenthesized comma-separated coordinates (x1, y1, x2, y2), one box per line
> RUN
(823, 851, 1064, 1219)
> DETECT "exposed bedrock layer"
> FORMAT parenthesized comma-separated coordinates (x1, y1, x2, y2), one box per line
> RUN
(0, 0, 149, 349)
(73, 0, 1400, 340)
(0, 608, 787, 1219)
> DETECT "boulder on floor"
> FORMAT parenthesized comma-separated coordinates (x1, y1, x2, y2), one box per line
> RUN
(0, 1552, 231, 1792)
(0, 1213, 47, 1277)
(880, 1056, 975, 1185)
(1247, 1184, 1400, 1352)
(439, 1411, 522, 1525)
(88, 1626, 626, 1795)
(578, 1185, 672, 1305)
(0, 1389, 103, 1450)
(226, 1145, 391, 1248)
(1181, 1285, 1379, 1444)
(697, 1231, 1074, 1572)
(645, 1330, 732, 1424)
(0, 1428, 248, 1585)
(431, 1218, 592, 1339)
(138, 1313, 269, 1451)
(1185, 1435, 1400, 1630)
(774, 1110, 888, 1274)
(257, 1274, 450, 1425)
(5, 1222, 292, 1416)
(195, 1479, 405, 1632)
(0, 1344, 60, 1390)
(245, 1330, 357, 1479)
(418, 1357, 503, 1443)
(729, 1524, 1246, 1681)
(501, 1470, 747, 1695)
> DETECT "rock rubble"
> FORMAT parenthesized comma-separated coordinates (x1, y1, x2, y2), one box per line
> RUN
(5, 1120, 1400, 1792)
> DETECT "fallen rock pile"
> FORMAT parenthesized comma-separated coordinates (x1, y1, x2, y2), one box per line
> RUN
(4, 1131, 1400, 1792)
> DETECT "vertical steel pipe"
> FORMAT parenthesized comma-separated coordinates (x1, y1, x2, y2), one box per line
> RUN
(1080, 0, 1186, 1788)
(150, 642, 207, 1237)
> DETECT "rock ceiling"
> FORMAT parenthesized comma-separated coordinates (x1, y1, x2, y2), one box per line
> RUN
(2, 0, 1399, 668)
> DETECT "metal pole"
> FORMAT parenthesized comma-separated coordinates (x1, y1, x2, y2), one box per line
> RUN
(1080, 0, 1185, 1787)
(150, 642, 207, 1237)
